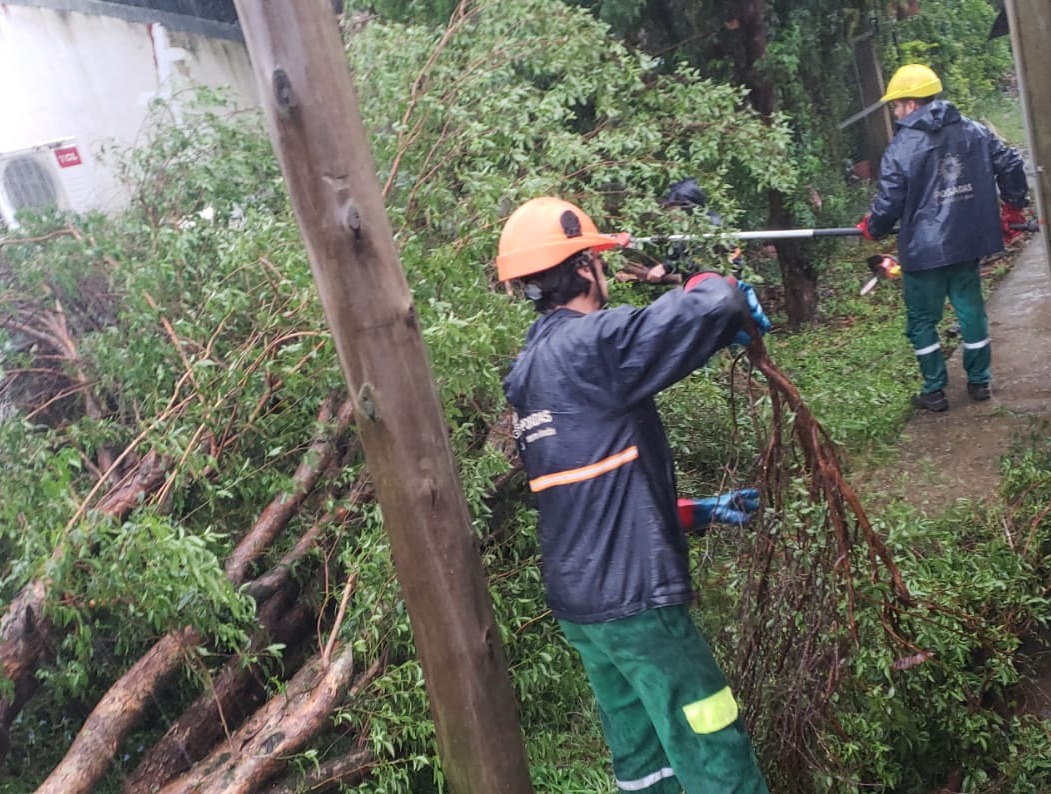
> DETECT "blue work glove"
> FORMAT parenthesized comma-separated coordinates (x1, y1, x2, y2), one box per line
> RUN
(677, 488, 761, 531)
(732, 280, 771, 346)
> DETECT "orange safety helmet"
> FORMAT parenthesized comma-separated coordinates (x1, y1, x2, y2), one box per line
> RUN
(496, 196, 629, 282)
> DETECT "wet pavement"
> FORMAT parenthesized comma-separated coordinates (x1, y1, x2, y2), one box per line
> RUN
(864, 233, 1051, 516)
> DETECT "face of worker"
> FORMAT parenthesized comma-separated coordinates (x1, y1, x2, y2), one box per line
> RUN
(891, 99, 919, 121)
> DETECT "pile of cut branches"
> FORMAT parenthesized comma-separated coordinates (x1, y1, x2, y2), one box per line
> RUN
(716, 334, 918, 789)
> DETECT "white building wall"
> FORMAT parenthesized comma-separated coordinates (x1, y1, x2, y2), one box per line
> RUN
(0, 3, 258, 215)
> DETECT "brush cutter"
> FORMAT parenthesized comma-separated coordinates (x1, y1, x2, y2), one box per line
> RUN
(859, 254, 901, 295)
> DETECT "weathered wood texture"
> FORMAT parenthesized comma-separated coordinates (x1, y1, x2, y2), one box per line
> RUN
(153, 644, 360, 794)
(230, 1, 533, 791)
(1005, 0, 1051, 271)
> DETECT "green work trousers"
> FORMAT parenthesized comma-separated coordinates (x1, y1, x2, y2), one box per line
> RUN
(559, 605, 768, 794)
(902, 260, 991, 394)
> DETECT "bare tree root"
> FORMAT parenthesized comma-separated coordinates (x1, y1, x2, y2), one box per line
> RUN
(722, 336, 916, 787)
(153, 645, 363, 794)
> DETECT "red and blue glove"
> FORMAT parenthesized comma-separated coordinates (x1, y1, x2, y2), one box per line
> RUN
(732, 280, 771, 345)
(856, 213, 875, 241)
(678, 488, 761, 532)
(1001, 202, 1026, 247)
(684, 273, 770, 346)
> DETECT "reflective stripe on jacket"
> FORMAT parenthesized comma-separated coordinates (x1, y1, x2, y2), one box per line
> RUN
(868, 100, 1028, 271)
(502, 278, 746, 623)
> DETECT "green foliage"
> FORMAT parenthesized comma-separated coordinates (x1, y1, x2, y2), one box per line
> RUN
(974, 90, 1027, 148)
(349, 0, 797, 260)
(883, 0, 1013, 114)
(0, 96, 339, 788)
(0, 4, 1047, 793)
(815, 452, 1051, 792)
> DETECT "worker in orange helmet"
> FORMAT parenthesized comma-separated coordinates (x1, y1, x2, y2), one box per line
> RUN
(497, 196, 770, 794)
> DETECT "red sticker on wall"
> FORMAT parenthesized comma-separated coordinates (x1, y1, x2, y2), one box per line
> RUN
(54, 147, 82, 168)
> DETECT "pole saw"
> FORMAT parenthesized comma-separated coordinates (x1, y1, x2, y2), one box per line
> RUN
(627, 218, 1039, 246)
(624, 219, 1039, 293)
(628, 226, 868, 245)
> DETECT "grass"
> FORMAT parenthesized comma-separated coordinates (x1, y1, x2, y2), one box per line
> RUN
(976, 91, 1026, 148)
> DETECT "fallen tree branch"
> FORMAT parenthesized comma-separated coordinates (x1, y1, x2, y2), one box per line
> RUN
(32, 402, 359, 793)
(35, 627, 199, 794)
(259, 748, 374, 794)
(224, 394, 355, 585)
(122, 587, 317, 794)
(0, 440, 175, 761)
(154, 644, 361, 794)
(0, 225, 81, 248)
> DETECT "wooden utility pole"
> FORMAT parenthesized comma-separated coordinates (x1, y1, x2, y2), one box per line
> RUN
(230, 2, 534, 791)
(1004, 0, 1051, 273)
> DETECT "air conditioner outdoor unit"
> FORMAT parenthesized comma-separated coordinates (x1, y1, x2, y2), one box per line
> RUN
(0, 139, 89, 230)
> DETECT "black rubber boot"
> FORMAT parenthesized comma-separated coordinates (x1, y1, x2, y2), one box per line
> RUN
(912, 389, 949, 412)
(967, 382, 991, 401)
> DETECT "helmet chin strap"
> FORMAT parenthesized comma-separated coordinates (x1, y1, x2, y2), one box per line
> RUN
(586, 258, 608, 309)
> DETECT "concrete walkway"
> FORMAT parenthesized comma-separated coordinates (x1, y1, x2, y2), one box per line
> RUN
(872, 233, 1051, 515)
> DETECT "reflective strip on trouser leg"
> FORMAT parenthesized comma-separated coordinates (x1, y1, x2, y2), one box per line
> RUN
(559, 619, 681, 794)
(616, 767, 677, 792)
(560, 607, 769, 794)
(944, 260, 991, 384)
(903, 268, 949, 393)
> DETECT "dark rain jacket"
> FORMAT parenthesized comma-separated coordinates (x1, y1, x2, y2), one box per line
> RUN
(868, 99, 1028, 271)
(502, 278, 747, 623)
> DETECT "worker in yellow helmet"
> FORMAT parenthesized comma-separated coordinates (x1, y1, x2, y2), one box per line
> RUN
(497, 196, 770, 793)
(856, 64, 1029, 411)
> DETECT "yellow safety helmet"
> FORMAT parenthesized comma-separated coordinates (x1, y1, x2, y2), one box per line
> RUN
(881, 64, 943, 104)
(496, 196, 628, 282)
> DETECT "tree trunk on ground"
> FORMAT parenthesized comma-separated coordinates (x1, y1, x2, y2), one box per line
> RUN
(122, 587, 316, 794)
(35, 627, 199, 794)
(258, 749, 374, 794)
(32, 401, 355, 794)
(154, 645, 362, 794)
